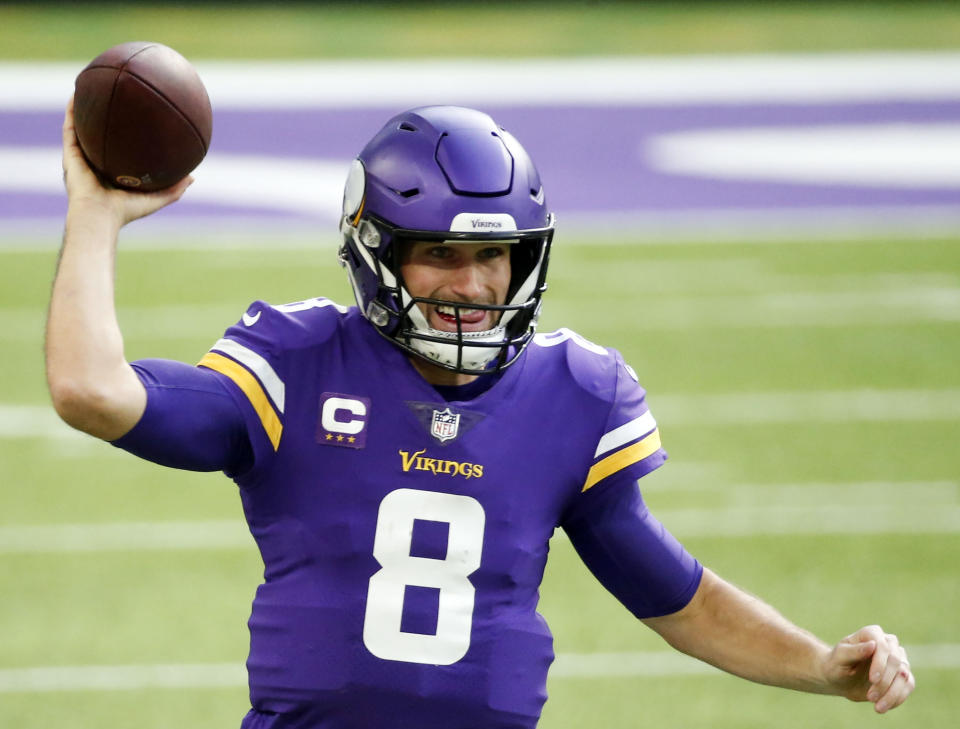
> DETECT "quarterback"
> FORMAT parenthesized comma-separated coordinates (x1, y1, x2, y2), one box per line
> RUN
(47, 101, 914, 728)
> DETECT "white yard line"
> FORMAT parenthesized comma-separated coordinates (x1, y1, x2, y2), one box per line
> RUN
(0, 404, 86, 440)
(3, 280, 958, 343)
(3, 388, 958, 443)
(1, 643, 957, 692)
(0, 520, 253, 554)
(7, 209, 960, 247)
(655, 388, 960, 424)
(553, 643, 960, 678)
(2, 492, 957, 555)
(5, 53, 960, 111)
(653, 504, 960, 537)
(596, 288, 960, 329)
(641, 479, 959, 503)
(0, 662, 245, 693)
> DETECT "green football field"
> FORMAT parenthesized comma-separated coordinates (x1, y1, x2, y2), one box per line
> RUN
(2, 235, 958, 728)
(2, 2, 959, 728)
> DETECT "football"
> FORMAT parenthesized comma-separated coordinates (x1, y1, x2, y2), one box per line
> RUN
(73, 41, 212, 192)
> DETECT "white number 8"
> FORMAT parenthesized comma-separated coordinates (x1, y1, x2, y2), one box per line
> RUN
(363, 488, 486, 665)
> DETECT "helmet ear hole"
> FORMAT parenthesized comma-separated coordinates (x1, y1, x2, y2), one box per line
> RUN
(508, 240, 540, 299)
(382, 236, 399, 274)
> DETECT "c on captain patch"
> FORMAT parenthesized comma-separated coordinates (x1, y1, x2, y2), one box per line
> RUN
(317, 393, 371, 449)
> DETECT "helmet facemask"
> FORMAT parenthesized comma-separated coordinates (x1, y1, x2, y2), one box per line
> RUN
(340, 213, 553, 375)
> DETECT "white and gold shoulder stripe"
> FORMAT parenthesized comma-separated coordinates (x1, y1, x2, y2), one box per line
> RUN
(198, 338, 285, 451)
(583, 411, 661, 492)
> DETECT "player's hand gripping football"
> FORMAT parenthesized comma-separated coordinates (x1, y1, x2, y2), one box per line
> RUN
(62, 96, 193, 228)
(822, 625, 915, 713)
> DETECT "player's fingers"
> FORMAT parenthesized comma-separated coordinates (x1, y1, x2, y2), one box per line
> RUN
(869, 652, 905, 702)
(62, 96, 82, 153)
(120, 176, 194, 224)
(846, 624, 883, 645)
(63, 94, 74, 128)
(174, 175, 195, 196)
(874, 664, 915, 713)
(861, 626, 892, 683)
(155, 175, 194, 205)
(62, 94, 97, 190)
(866, 635, 906, 700)
(832, 639, 875, 666)
(63, 96, 76, 169)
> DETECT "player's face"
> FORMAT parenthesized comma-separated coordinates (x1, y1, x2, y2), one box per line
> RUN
(400, 241, 511, 333)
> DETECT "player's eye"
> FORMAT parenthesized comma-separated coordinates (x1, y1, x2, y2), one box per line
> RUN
(478, 246, 507, 260)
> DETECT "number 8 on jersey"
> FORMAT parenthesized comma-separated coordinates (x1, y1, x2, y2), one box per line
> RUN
(363, 488, 486, 665)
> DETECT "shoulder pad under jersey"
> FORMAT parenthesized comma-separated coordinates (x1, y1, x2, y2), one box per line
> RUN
(531, 327, 664, 493)
(197, 297, 352, 455)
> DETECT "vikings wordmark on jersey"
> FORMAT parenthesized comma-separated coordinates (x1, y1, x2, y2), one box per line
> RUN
(398, 448, 485, 479)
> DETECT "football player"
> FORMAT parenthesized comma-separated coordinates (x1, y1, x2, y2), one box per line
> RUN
(48, 100, 914, 728)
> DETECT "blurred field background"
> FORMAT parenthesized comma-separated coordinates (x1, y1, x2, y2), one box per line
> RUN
(1, 2, 958, 728)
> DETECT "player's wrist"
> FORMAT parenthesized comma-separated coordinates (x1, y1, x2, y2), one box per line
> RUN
(65, 198, 125, 240)
(813, 643, 850, 697)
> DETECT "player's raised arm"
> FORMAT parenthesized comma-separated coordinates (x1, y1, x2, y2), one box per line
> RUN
(642, 568, 915, 713)
(45, 97, 192, 440)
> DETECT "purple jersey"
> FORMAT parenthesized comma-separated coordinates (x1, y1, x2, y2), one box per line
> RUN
(150, 298, 695, 728)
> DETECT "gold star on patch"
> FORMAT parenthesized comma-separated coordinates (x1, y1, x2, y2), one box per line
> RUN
(336, 434, 344, 442)
(325, 433, 333, 441)
(348, 436, 356, 443)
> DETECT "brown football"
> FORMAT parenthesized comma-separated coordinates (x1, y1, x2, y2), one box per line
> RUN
(74, 41, 212, 192)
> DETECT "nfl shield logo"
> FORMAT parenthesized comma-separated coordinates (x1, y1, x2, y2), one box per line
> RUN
(430, 407, 461, 443)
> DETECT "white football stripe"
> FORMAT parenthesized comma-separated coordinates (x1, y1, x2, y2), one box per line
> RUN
(647, 123, 960, 188)
(594, 411, 657, 458)
(4, 144, 960, 247)
(187, 153, 346, 216)
(210, 338, 286, 413)
(0, 146, 347, 217)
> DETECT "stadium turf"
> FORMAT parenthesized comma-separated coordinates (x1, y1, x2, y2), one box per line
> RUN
(1, 234, 956, 728)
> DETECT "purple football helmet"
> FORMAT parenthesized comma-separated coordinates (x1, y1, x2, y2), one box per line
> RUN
(338, 106, 554, 374)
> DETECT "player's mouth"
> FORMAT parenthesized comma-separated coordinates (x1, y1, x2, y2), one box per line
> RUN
(433, 303, 494, 332)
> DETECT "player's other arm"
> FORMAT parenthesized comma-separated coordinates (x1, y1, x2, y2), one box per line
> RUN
(45, 97, 192, 440)
(642, 568, 915, 713)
